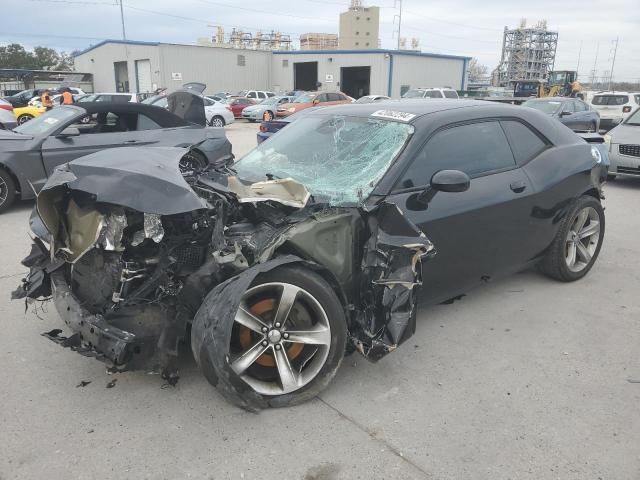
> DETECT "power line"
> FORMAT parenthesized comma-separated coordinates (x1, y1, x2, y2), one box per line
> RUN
(195, 0, 335, 22)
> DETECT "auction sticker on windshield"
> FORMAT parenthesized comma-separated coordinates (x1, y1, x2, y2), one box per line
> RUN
(371, 110, 416, 122)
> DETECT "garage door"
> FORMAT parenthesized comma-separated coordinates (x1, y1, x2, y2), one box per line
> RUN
(135, 59, 152, 93)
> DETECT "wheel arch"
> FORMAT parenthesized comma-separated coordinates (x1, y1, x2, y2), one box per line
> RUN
(0, 162, 22, 197)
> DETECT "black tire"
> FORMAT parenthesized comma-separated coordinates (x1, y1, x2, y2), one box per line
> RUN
(198, 265, 347, 408)
(607, 174, 616, 181)
(17, 114, 34, 125)
(540, 195, 605, 282)
(0, 168, 17, 213)
(209, 116, 225, 127)
(589, 121, 597, 133)
(263, 110, 274, 121)
(178, 149, 208, 175)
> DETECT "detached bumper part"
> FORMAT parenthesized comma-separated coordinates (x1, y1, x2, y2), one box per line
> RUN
(48, 271, 138, 367)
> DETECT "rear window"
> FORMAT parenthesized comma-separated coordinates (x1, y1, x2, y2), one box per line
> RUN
(592, 95, 629, 106)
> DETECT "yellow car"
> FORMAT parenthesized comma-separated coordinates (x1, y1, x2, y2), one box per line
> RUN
(14, 105, 47, 125)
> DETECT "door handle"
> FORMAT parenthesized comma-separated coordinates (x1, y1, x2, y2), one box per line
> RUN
(510, 180, 527, 193)
(122, 139, 138, 144)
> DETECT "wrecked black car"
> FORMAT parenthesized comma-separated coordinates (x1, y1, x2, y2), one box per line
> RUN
(14, 100, 607, 410)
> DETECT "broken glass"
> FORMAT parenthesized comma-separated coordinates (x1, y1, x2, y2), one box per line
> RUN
(235, 115, 414, 205)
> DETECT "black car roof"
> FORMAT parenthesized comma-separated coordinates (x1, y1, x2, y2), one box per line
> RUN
(69, 102, 190, 127)
(310, 99, 517, 122)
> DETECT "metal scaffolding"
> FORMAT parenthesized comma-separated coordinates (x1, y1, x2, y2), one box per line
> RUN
(494, 19, 558, 87)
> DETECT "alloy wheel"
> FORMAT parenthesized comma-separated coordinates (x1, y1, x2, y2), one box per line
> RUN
(210, 117, 224, 127)
(17, 115, 33, 125)
(0, 176, 7, 205)
(230, 282, 332, 396)
(565, 206, 601, 272)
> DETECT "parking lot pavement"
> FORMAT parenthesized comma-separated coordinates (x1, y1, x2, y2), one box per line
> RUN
(1, 125, 639, 479)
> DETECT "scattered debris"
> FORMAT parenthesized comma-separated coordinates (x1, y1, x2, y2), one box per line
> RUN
(441, 294, 465, 305)
(75, 380, 91, 388)
(106, 378, 118, 388)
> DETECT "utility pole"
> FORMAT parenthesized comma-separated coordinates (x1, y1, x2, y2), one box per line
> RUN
(119, 0, 127, 41)
(576, 40, 582, 77)
(394, 0, 403, 50)
(589, 41, 599, 86)
(608, 37, 619, 91)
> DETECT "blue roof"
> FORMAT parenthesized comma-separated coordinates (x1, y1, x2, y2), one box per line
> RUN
(73, 40, 470, 62)
(73, 40, 160, 57)
(272, 48, 471, 61)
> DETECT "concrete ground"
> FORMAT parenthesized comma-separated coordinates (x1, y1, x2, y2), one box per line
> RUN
(1, 122, 639, 480)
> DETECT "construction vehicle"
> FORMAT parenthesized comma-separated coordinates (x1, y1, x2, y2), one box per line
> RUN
(513, 70, 583, 99)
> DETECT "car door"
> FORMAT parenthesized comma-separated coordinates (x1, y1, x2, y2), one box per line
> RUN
(386, 120, 536, 304)
(40, 110, 154, 176)
(559, 100, 578, 130)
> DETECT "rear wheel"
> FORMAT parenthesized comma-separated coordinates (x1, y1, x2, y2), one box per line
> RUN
(199, 266, 347, 407)
(263, 110, 274, 121)
(0, 169, 17, 213)
(540, 196, 604, 282)
(209, 116, 225, 128)
(588, 121, 597, 133)
(17, 114, 33, 125)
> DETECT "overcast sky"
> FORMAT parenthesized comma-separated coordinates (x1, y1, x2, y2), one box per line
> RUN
(4, 0, 639, 82)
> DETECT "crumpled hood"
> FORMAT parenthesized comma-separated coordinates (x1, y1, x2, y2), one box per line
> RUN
(610, 123, 640, 144)
(38, 146, 210, 220)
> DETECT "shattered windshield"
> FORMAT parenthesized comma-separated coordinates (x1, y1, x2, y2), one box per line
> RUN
(235, 115, 414, 205)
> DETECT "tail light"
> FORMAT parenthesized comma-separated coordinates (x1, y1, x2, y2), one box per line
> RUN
(0, 104, 12, 112)
(623, 106, 631, 113)
(259, 124, 268, 133)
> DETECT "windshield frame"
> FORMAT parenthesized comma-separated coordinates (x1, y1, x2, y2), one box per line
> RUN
(13, 105, 82, 136)
(234, 113, 416, 206)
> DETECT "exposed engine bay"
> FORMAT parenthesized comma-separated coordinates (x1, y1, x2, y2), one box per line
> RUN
(13, 146, 434, 409)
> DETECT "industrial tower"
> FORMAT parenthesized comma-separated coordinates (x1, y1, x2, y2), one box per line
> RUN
(493, 19, 558, 87)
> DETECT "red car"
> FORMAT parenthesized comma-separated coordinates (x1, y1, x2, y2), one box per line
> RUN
(226, 97, 256, 119)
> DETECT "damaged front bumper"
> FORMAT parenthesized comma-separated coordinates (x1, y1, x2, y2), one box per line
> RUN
(46, 270, 138, 367)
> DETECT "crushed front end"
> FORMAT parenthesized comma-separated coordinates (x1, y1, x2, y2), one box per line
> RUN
(13, 144, 434, 406)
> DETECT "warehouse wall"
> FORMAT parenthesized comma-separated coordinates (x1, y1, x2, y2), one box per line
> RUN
(74, 43, 161, 93)
(271, 52, 387, 94)
(157, 44, 271, 94)
(390, 54, 466, 98)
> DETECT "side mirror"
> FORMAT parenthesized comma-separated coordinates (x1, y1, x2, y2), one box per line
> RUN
(414, 170, 470, 207)
(430, 169, 471, 193)
(56, 127, 80, 138)
(560, 111, 572, 117)
(312, 98, 320, 105)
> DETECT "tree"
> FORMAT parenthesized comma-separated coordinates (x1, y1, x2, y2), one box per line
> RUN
(33, 47, 60, 69)
(0, 43, 74, 71)
(0, 43, 38, 69)
(467, 58, 489, 83)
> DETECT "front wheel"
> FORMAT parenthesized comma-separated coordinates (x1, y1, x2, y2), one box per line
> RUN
(540, 196, 605, 282)
(0, 169, 17, 213)
(17, 114, 34, 125)
(263, 110, 274, 121)
(588, 122, 598, 133)
(197, 266, 347, 408)
(209, 116, 225, 128)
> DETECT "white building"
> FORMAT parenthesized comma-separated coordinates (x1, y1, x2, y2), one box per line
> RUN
(73, 40, 469, 99)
